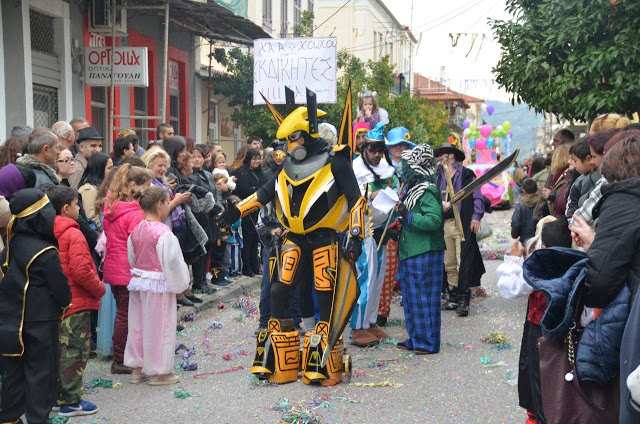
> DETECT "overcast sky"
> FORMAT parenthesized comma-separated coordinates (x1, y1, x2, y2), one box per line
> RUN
(381, 0, 513, 101)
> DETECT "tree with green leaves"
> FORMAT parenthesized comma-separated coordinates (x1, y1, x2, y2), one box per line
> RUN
(490, 0, 640, 121)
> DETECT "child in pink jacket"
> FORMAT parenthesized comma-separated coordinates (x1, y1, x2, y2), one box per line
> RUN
(102, 164, 152, 374)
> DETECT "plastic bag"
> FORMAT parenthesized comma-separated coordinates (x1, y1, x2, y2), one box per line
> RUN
(476, 217, 493, 241)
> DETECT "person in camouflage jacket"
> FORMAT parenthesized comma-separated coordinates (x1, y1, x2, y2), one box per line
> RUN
(48, 186, 105, 417)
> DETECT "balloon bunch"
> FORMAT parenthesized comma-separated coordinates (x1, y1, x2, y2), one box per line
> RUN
(481, 103, 495, 115)
(462, 120, 513, 153)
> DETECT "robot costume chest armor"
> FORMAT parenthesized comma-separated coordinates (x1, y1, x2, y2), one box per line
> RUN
(221, 86, 366, 386)
(275, 148, 351, 235)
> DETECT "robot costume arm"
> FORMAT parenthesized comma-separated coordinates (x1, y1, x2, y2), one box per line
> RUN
(219, 168, 279, 225)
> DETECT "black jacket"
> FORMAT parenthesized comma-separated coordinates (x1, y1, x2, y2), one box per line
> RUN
(511, 193, 539, 244)
(0, 189, 71, 355)
(235, 164, 261, 199)
(584, 176, 640, 308)
(437, 166, 485, 288)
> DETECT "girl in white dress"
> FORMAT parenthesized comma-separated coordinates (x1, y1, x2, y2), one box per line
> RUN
(124, 186, 189, 385)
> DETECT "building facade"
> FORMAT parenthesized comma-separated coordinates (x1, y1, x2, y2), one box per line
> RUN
(198, 0, 316, 155)
(413, 72, 483, 130)
(0, 0, 268, 152)
(314, 0, 416, 92)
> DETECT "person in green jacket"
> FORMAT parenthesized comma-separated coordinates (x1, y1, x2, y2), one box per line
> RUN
(395, 144, 446, 354)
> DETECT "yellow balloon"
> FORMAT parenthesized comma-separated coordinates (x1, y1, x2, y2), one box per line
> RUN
(503, 121, 511, 131)
(470, 124, 476, 131)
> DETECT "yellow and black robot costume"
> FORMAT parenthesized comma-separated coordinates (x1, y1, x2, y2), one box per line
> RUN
(221, 87, 365, 385)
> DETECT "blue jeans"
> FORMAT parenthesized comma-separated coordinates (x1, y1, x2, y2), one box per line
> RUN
(258, 246, 301, 328)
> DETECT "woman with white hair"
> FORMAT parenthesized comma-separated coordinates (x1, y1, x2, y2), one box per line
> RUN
(318, 123, 337, 146)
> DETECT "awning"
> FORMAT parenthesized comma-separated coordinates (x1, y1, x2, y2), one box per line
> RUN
(125, 0, 271, 45)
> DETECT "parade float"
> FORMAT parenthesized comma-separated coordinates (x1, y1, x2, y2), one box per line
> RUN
(460, 109, 515, 209)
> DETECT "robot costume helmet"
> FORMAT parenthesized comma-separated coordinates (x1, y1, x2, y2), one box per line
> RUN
(275, 89, 327, 161)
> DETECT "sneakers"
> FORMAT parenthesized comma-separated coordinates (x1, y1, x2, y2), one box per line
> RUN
(148, 373, 180, 386)
(212, 279, 232, 287)
(58, 400, 98, 417)
(111, 361, 132, 374)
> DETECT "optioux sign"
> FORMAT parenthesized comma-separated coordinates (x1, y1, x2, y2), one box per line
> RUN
(85, 47, 148, 86)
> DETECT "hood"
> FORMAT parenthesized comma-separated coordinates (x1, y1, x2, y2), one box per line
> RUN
(16, 154, 61, 185)
(521, 192, 540, 208)
(601, 176, 640, 199)
(103, 199, 142, 222)
(0, 164, 27, 199)
(54, 215, 80, 238)
(7, 188, 57, 246)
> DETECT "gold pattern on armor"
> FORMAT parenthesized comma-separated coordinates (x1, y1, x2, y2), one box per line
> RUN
(270, 331, 301, 372)
(349, 196, 367, 239)
(279, 240, 301, 285)
(267, 318, 281, 332)
(269, 257, 276, 281)
(236, 193, 263, 216)
(312, 244, 337, 291)
(315, 321, 329, 336)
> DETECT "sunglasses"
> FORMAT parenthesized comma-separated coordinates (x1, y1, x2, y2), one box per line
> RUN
(57, 157, 73, 164)
(367, 144, 386, 154)
(272, 151, 286, 160)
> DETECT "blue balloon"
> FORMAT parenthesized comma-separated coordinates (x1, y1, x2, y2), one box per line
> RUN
(486, 137, 495, 148)
(470, 138, 476, 148)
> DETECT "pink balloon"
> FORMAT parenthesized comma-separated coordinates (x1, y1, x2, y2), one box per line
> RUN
(480, 125, 492, 138)
(476, 137, 487, 151)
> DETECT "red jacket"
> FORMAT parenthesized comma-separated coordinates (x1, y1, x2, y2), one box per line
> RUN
(527, 291, 547, 326)
(54, 215, 105, 318)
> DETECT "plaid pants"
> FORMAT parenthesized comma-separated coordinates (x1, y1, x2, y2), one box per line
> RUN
(58, 311, 91, 405)
(377, 239, 399, 318)
(397, 250, 444, 352)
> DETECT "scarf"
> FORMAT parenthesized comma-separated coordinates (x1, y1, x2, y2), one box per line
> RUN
(400, 144, 437, 211)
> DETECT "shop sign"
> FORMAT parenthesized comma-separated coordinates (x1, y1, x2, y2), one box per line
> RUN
(85, 47, 148, 86)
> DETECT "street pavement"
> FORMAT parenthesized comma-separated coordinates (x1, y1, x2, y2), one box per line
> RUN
(76, 210, 528, 424)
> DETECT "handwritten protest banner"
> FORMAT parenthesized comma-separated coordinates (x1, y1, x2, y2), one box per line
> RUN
(253, 37, 337, 105)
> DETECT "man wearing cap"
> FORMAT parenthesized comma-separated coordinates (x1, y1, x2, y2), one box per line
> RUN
(69, 127, 103, 189)
(350, 122, 400, 345)
(386, 127, 416, 172)
(434, 141, 485, 317)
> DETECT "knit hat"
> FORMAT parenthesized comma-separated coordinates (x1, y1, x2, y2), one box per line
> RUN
(353, 121, 370, 140)
(365, 122, 385, 142)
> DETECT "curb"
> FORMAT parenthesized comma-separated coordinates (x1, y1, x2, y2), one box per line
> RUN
(178, 275, 262, 321)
